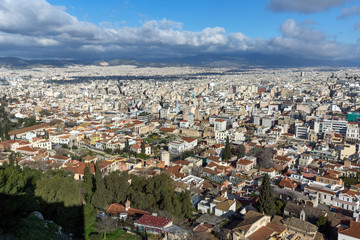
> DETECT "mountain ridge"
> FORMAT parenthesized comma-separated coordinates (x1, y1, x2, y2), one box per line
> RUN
(0, 53, 359, 69)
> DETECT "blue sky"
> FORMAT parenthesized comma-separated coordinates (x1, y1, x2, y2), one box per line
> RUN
(47, 0, 359, 42)
(0, 0, 360, 60)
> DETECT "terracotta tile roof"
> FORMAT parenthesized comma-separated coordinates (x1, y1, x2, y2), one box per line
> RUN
(236, 159, 252, 166)
(247, 225, 276, 240)
(64, 161, 95, 175)
(206, 156, 221, 162)
(203, 167, 218, 176)
(172, 160, 190, 166)
(97, 160, 113, 169)
(49, 155, 71, 161)
(106, 203, 149, 216)
(16, 146, 38, 152)
(9, 122, 52, 135)
(279, 177, 297, 189)
(160, 127, 176, 133)
(165, 166, 185, 178)
(135, 215, 172, 228)
(274, 156, 292, 162)
(181, 136, 197, 143)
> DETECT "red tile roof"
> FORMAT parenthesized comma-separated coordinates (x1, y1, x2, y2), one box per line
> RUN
(106, 203, 149, 216)
(237, 159, 253, 166)
(160, 127, 176, 133)
(181, 136, 197, 143)
(64, 161, 95, 175)
(135, 215, 172, 228)
(279, 177, 297, 189)
(338, 220, 360, 238)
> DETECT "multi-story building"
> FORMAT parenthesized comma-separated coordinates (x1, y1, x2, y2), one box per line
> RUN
(214, 119, 227, 132)
(346, 122, 359, 141)
(314, 118, 348, 136)
(295, 124, 310, 139)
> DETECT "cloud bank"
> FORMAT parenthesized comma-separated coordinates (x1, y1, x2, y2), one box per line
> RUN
(0, 0, 358, 61)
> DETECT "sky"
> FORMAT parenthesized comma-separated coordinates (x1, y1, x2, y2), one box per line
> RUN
(1, 0, 360, 60)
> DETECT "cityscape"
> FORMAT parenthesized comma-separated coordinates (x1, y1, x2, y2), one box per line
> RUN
(1, 1, 360, 240)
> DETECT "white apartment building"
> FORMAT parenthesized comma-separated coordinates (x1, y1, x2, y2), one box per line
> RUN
(333, 189, 360, 213)
(295, 124, 310, 139)
(346, 122, 359, 141)
(315, 119, 348, 136)
(214, 119, 227, 132)
(169, 140, 185, 155)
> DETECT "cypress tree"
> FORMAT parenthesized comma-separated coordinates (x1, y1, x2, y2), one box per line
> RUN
(141, 141, 145, 155)
(0, 123, 3, 141)
(258, 174, 276, 216)
(83, 164, 94, 203)
(125, 139, 130, 157)
(4, 122, 9, 140)
(94, 162, 101, 184)
(223, 136, 232, 162)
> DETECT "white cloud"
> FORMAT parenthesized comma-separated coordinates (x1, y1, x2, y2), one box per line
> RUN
(280, 19, 326, 41)
(0, 0, 358, 61)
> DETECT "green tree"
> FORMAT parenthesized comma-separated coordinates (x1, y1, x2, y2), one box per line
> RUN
(104, 148, 112, 154)
(125, 139, 130, 157)
(94, 162, 101, 183)
(17, 118, 24, 129)
(178, 191, 194, 219)
(84, 204, 97, 239)
(181, 150, 194, 160)
(24, 117, 36, 128)
(104, 171, 129, 203)
(232, 144, 246, 158)
(91, 178, 111, 210)
(223, 136, 232, 162)
(8, 153, 15, 166)
(83, 164, 95, 203)
(274, 200, 286, 216)
(316, 216, 329, 233)
(35, 174, 81, 207)
(0, 124, 3, 141)
(258, 174, 276, 216)
(4, 122, 9, 140)
(141, 141, 146, 155)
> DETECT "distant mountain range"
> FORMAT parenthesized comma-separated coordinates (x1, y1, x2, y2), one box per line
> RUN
(0, 57, 77, 68)
(0, 53, 359, 69)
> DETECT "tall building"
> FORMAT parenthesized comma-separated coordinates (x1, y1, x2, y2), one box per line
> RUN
(161, 150, 170, 166)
